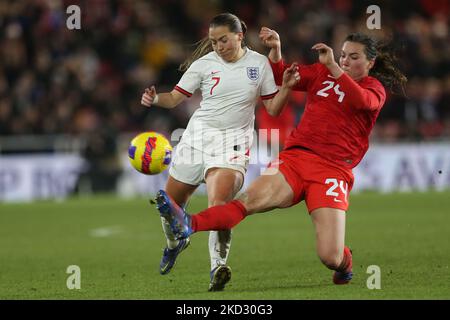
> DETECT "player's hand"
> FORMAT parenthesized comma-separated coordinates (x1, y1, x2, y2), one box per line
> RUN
(311, 43, 336, 67)
(141, 86, 157, 107)
(282, 63, 300, 88)
(259, 27, 281, 49)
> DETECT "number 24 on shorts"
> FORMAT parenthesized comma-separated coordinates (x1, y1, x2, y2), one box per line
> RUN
(325, 178, 348, 203)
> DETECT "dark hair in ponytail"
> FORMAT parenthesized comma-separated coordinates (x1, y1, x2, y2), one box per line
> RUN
(179, 13, 247, 72)
(345, 33, 407, 95)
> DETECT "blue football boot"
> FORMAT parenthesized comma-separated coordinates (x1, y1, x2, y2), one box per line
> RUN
(155, 190, 193, 240)
(159, 238, 190, 275)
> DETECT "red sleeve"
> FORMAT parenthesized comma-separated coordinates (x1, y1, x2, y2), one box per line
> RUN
(269, 59, 289, 86)
(269, 60, 323, 91)
(297, 63, 324, 91)
(336, 73, 386, 110)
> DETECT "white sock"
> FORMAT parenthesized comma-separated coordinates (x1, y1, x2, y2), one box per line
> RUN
(209, 230, 232, 270)
(161, 216, 179, 249)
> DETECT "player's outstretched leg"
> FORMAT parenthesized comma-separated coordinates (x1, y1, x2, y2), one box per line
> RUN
(157, 176, 197, 275)
(333, 246, 353, 285)
(155, 190, 193, 239)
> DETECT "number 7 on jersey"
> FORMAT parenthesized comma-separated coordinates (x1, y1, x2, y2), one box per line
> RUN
(210, 77, 220, 95)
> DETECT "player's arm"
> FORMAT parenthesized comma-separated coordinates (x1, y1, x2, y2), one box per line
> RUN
(141, 86, 187, 109)
(263, 63, 300, 116)
(311, 43, 344, 78)
(260, 27, 286, 85)
(260, 27, 318, 91)
(312, 43, 385, 110)
(259, 27, 282, 63)
(335, 73, 385, 110)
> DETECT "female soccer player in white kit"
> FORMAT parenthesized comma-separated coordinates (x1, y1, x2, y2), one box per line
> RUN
(141, 13, 299, 291)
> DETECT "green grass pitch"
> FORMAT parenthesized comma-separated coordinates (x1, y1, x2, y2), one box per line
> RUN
(1, 191, 449, 299)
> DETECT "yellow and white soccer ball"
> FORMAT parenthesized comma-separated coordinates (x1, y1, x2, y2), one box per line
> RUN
(128, 131, 173, 175)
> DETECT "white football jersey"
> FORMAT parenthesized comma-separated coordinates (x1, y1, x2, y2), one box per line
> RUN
(174, 48, 278, 155)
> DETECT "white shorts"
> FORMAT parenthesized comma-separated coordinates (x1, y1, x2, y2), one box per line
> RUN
(169, 141, 249, 186)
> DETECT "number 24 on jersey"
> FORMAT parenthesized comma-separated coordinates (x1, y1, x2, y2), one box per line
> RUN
(316, 80, 345, 103)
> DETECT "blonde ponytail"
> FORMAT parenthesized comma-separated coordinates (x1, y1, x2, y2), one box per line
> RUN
(179, 37, 213, 72)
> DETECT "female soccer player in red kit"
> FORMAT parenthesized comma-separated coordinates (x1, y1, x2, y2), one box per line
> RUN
(156, 27, 407, 285)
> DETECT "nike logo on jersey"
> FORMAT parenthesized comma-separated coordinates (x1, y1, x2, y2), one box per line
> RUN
(211, 70, 220, 75)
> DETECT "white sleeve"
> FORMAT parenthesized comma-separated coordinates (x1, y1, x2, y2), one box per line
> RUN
(174, 60, 203, 97)
(260, 58, 279, 100)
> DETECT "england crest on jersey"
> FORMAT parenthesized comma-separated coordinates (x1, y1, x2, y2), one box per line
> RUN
(247, 67, 259, 81)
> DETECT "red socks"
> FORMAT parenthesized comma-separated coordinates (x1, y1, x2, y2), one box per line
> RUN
(191, 200, 248, 232)
(336, 246, 352, 272)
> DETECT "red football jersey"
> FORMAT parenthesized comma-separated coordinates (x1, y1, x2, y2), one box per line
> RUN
(270, 60, 386, 169)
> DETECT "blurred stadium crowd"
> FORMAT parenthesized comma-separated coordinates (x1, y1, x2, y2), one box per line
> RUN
(0, 0, 449, 192)
(1, 0, 449, 140)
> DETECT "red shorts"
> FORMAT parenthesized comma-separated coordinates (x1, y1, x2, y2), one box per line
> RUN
(268, 148, 354, 213)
